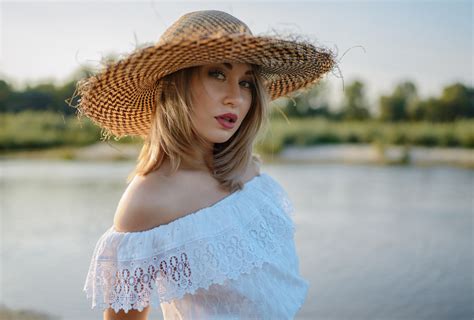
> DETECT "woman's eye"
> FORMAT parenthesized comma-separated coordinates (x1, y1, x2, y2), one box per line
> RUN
(208, 69, 254, 89)
(240, 81, 255, 89)
(209, 70, 225, 80)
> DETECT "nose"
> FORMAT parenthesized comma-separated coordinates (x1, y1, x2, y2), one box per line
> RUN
(223, 81, 244, 107)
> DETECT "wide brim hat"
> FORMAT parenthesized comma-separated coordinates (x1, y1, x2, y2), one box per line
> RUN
(71, 10, 337, 139)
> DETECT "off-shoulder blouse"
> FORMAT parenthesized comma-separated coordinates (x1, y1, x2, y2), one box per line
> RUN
(83, 172, 309, 319)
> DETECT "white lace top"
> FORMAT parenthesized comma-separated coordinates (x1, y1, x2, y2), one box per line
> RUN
(83, 172, 309, 319)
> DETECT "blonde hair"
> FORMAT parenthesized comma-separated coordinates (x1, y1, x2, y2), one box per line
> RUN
(126, 64, 270, 193)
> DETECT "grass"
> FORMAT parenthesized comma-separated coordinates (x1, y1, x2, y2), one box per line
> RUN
(254, 117, 474, 155)
(2, 111, 473, 155)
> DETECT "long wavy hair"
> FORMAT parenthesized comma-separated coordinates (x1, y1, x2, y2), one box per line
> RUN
(126, 63, 270, 193)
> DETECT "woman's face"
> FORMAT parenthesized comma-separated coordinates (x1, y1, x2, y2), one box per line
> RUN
(189, 62, 254, 145)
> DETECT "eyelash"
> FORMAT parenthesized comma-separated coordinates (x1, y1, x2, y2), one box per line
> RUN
(208, 70, 255, 89)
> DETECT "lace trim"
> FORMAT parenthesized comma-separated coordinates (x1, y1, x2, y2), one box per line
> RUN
(84, 208, 294, 313)
(83, 174, 296, 313)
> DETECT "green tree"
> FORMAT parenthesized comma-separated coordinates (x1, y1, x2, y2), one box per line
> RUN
(439, 83, 474, 120)
(407, 83, 473, 122)
(379, 81, 418, 122)
(339, 80, 370, 120)
(0, 65, 96, 115)
(0, 80, 13, 112)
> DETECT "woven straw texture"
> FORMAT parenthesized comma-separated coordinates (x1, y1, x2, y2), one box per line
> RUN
(72, 10, 337, 138)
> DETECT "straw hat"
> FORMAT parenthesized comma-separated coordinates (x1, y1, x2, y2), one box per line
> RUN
(72, 10, 337, 138)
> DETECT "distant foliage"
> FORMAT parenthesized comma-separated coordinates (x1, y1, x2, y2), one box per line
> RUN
(1, 67, 473, 153)
(272, 79, 473, 123)
(338, 80, 371, 120)
(0, 66, 94, 116)
(0, 110, 100, 150)
(379, 81, 418, 122)
(255, 118, 474, 155)
(378, 81, 473, 122)
(1, 111, 473, 152)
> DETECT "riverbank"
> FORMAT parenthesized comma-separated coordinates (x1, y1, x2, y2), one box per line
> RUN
(1, 142, 472, 168)
(0, 304, 59, 320)
(276, 143, 474, 168)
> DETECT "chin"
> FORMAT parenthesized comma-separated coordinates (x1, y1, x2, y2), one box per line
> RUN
(209, 132, 235, 144)
(213, 136, 233, 144)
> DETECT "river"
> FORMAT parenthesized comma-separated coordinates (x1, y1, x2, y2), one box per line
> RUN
(1, 159, 472, 320)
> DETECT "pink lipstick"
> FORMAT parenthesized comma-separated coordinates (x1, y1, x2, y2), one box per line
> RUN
(215, 113, 238, 129)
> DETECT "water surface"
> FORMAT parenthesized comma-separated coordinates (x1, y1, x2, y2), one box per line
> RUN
(1, 159, 472, 319)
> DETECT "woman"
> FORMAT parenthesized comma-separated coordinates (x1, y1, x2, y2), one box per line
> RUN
(75, 9, 336, 320)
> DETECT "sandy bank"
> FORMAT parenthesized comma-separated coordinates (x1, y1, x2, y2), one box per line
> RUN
(277, 144, 474, 168)
(1, 143, 473, 168)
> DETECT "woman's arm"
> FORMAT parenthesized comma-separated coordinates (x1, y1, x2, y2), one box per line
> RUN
(104, 306, 150, 320)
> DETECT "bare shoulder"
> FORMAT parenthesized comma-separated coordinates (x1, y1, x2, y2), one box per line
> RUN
(113, 158, 261, 233)
(113, 172, 171, 233)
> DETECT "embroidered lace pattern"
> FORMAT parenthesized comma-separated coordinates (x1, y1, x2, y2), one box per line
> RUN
(83, 173, 307, 316)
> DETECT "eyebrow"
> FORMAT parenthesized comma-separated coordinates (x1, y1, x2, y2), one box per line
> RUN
(222, 62, 253, 75)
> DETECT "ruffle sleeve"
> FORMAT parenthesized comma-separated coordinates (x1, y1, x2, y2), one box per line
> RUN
(83, 173, 296, 313)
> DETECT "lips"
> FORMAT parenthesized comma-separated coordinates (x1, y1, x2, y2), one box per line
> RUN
(215, 113, 238, 123)
(215, 116, 236, 129)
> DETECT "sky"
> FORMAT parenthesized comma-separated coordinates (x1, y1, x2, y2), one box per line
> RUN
(0, 0, 472, 110)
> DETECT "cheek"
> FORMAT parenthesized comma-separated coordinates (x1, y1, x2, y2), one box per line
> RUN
(200, 81, 222, 102)
(193, 81, 220, 111)
(190, 82, 213, 115)
(243, 94, 253, 113)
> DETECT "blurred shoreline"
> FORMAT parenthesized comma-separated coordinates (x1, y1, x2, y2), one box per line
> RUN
(277, 143, 474, 168)
(1, 142, 472, 169)
(0, 304, 59, 320)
